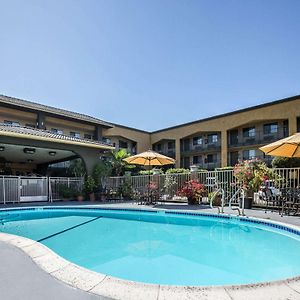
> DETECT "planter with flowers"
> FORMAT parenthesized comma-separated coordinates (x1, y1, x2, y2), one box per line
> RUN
(177, 179, 206, 205)
(233, 159, 277, 209)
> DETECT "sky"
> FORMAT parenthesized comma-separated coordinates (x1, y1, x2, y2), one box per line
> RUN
(1, 0, 300, 131)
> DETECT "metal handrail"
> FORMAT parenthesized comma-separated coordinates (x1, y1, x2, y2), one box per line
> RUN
(209, 187, 225, 214)
(228, 187, 245, 216)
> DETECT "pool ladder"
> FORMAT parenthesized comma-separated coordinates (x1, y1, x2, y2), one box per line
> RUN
(228, 188, 245, 216)
(209, 188, 225, 214)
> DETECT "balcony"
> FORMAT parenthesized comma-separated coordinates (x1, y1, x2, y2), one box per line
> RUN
(181, 143, 221, 154)
(194, 160, 221, 170)
(228, 128, 288, 149)
(157, 149, 176, 158)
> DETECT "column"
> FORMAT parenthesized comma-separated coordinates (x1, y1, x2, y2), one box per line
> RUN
(289, 117, 297, 135)
(94, 125, 103, 141)
(37, 112, 45, 129)
(175, 138, 181, 168)
(221, 130, 228, 167)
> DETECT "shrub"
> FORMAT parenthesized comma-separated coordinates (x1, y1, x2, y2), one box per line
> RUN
(177, 180, 206, 204)
(272, 157, 300, 168)
(166, 168, 190, 174)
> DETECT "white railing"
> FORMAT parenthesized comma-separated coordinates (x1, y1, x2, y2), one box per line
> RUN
(106, 168, 300, 206)
(0, 176, 84, 204)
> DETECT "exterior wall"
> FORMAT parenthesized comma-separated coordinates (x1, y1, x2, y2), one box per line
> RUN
(45, 116, 95, 139)
(1, 95, 300, 171)
(0, 107, 37, 127)
(150, 97, 300, 167)
(103, 126, 151, 154)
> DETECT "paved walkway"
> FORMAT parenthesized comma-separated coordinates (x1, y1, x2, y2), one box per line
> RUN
(0, 241, 108, 300)
(1, 201, 300, 300)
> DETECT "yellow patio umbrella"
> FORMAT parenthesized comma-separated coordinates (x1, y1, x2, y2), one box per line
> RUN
(123, 150, 175, 203)
(123, 149, 175, 166)
(260, 132, 300, 157)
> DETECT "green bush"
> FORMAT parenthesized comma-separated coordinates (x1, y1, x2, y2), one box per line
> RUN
(166, 168, 190, 174)
(84, 175, 96, 194)
(58, 185, 74, 199)
(272, 157, 300, 168)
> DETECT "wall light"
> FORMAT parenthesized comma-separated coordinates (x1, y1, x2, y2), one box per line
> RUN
(23, 148, 36, 154)
(49, 151, 56, 156)
(0, 146, 5, 151)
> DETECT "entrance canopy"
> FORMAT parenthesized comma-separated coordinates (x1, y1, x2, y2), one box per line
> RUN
(0, 125, 114, 175)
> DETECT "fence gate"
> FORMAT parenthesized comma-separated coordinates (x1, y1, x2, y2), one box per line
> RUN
(19, 177, 48, 202)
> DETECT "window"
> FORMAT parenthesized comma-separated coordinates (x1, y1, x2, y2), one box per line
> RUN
(207, 154, 217, 163)
(208, 134, 218, 144)
(84, 133, 92, 139)
(52, 128, 64, 135)
(102, 137, 112, 144)
(167, 141, 175, 149)
(193, 155, 201, 164)
(243, 149, 256, 160)
(119, 140, 128, 149)
(156, 144, 162, 151)
(3, 120, 20, 126)
(193, 136, 203, 145)
(243, 127, 256, 137)
(263, 123, 278, 134)
(70, 131, 81, 138)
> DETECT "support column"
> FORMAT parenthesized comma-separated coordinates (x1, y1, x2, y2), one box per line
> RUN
(94, 125, 103, 141)
(289, 117, 297, 135)
(175, 138, 181, 168)
(221, 130, 228, 167)
(37, 112, 46, 129)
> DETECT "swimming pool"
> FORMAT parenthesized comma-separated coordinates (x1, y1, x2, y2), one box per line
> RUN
(1, 207, 300, 286)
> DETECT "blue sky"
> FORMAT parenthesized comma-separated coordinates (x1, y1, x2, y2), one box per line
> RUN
(1, 0, 300, 131)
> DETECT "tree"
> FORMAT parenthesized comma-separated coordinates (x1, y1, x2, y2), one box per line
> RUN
(110, 149, 135, 176)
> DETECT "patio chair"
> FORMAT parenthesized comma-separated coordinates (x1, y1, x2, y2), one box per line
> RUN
(260, 187, 280, 213)
(281, 188, 300, 216)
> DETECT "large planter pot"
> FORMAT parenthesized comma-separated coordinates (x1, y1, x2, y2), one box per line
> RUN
(77, 195, 84, 202)
(239, 197, 253, 209)
(89, 193, 95, 201)
(187, 197, 198, 205)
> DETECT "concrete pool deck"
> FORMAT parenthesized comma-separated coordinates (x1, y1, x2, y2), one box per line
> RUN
(1, 201, 300, 299)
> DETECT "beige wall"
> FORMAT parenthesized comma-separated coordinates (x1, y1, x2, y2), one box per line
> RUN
(103, 126, 151, 153)
(0, 107, 36, 126)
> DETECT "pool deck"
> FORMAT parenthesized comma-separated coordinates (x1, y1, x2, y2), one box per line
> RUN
(1, 201, 300, 300)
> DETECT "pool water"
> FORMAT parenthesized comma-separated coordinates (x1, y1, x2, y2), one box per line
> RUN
(1, 208, 300, 286)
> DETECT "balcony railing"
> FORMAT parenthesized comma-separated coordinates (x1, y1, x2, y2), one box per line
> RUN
(181, 143, 221, 154)
(157, 149, 176, 158)
(228, 128, 288, 148)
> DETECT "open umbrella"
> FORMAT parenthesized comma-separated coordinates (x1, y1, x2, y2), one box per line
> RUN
(123, 150, 175, 203)
(260, 133, 300, 157)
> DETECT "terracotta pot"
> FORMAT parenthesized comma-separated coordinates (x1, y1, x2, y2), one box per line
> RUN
(89, 193, 95, 201)
(77, 195, 84, 201)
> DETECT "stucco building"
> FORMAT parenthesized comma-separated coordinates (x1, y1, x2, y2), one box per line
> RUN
(0, 94, 299, 174)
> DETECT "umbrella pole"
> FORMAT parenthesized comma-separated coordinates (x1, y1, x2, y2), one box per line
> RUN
(148, 159, 150, 204)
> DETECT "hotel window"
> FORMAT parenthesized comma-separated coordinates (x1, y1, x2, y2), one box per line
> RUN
(156, 144, 162, 151)
(84, 133, 92, 139)
(263, 123, 278, 134)
(52, 128, 64, 135)
(207, 134, 218, 144)
(193, 136, 203, 145)
(3, 120, 20, 126)
(167, 141, 175, 149)
(243, 149, 256, 160)
(119, 140, 128, 149)
(70, 131, 81, 138)
(243, 127, 256, 137)
(207, 154, 217, 163)
(193, 155, 201, 164)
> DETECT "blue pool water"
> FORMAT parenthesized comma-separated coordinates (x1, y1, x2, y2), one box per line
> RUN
(1, 207, 300, 286)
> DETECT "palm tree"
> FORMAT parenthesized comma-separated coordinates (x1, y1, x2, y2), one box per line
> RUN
(110, 149, 135, 176)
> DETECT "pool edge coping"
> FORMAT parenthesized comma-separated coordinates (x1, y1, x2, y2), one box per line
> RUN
(1, 207, 300, 299)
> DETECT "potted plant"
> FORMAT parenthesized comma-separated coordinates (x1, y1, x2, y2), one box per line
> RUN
(75, 191, 84, 202)
(208, 191, 222, 206)
(84, 175, 96, 201)
(177, 179, 206, 205)
(233, 159, 277, 209)
(58, 185, 73, 201)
